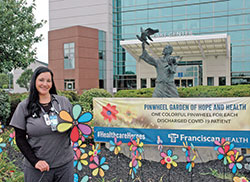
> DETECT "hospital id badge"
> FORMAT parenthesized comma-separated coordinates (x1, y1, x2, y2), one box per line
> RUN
(50, 115, 58, 131)
(43, 114, 51, 126)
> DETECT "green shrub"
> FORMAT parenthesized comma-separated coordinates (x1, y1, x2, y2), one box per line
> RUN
(0, 89, 11, 125)
(58, 90, 79, 102)
(178, 85, 250, 97)
(79, 88, 112, 111)
(6, 93, 28, 125)
(114, 88, 154, 97)
(114, 85, 250, 98)
(2, 84, 8, 89)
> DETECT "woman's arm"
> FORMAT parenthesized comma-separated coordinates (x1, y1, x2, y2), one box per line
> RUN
(14, 127, 49, 171)
(14, 127, 40, 166)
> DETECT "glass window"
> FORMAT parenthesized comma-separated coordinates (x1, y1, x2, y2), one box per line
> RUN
(181, 79, 187, 87)
(214, 1, 227, 12)
(187, 20, 200, 32)
(214, 17, 228, 27)
(141, 78, 147, 88)
(188, 79, 193, 87)
(175, 79, 180, 87)
(229, 15, 243, 26)
(64, 42, 75, 69)
(200, 3, 213, 14)
(151, 78, 156, 88)
(207, 77, 214, 86)
(186, 5, 199, 19)
(219, 77, 226, 86)
(201, 17, 213, 27)
(229, 0, 244, 10)
(64, 79, 75, 91)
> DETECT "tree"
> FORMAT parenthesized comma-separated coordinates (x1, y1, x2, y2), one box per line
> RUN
(0, 0, 45, 72)
(0, 73, 9, 88)
(16, 69, 33, 91)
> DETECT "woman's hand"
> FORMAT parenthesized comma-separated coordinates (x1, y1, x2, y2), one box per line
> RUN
(35, 160, 50, 172)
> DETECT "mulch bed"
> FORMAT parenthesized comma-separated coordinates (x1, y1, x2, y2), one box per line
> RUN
(7, 143, 250, 182)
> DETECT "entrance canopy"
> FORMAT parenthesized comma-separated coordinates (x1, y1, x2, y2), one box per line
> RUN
(120, 33, 230, 60)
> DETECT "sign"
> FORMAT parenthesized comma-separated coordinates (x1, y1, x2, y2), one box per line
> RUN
(152, 31, 193, 38)
(93, 97, 250, 148)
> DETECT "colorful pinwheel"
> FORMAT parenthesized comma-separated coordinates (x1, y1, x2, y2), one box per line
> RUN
(74, 174, 90, 182)
(214, 137, 231, 151)
(89, 156, 109, 177)
(0, 137, 7, 153)
(0, 122, 4, 133)
(233, 176, 249, 182)
(74, 149, 88, 171)
(109, 136, 122, 155)
(157, 136, 163, 152)
(160, 149, 178, 169)
(73, 139, 87, 156)
(182, 141, 197, 172)
(101, 103, 118, 122)
(9, 131, 16, 146)
(216, 143, 236, 165)
(129, 151, 142, 179)
(128, 137, 144, 155)
(88, 144, 101, 162)
(58, 104, 92, 142)
(228, 151, 244, 174)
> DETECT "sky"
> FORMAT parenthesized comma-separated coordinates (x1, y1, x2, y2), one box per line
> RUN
(28, 0, 49, 63)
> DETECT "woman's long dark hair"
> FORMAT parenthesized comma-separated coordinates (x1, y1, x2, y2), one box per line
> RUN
(26, 66, 57, 118)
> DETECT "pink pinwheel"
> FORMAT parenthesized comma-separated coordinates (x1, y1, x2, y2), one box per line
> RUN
(89, 157, 109, 177)
(228, 151, 244, 174)
(101, 103, 118, 122)
(160, 149, 178, 169)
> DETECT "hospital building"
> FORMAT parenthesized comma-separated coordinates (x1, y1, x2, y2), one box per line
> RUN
(48, 0, 250, 93)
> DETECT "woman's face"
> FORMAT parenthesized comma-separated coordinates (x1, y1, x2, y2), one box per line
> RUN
(35, 72, 52, 96)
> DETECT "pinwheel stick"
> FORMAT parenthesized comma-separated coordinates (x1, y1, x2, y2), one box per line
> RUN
(169, 170, 171, 182)
(224, 165, 226, 182)
(191, 170, 193, 182)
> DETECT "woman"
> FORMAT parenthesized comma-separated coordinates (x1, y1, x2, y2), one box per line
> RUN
(10, 66, 74, 182)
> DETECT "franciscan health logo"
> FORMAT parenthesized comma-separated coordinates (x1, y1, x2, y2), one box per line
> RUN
(168, 133, 179, 143)
(168, 132, 249, 144)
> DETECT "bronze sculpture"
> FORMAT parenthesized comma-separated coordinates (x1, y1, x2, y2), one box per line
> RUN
(137, 28, 179, 98)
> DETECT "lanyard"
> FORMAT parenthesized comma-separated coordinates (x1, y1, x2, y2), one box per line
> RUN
(39, 98, 61, 115)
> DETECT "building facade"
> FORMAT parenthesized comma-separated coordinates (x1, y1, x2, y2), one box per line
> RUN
(49, 0, 250, 92)
(113, 0, 250, 90)
(48, 26, 99, 93)
(49, 0, 113, 93)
